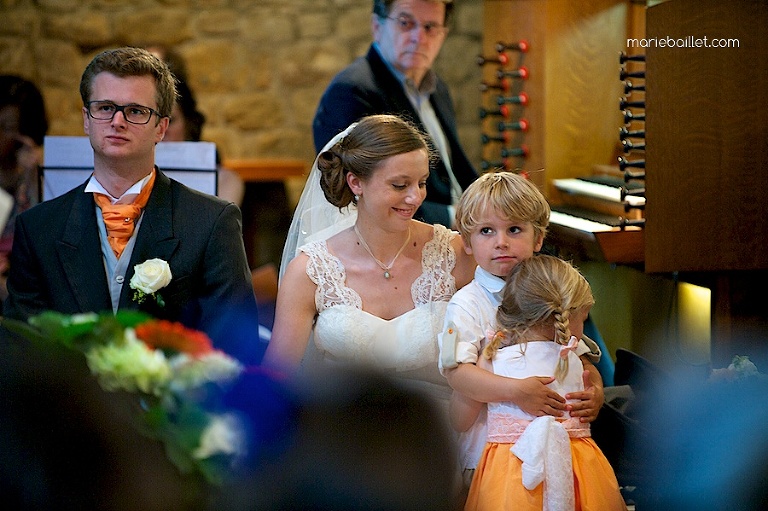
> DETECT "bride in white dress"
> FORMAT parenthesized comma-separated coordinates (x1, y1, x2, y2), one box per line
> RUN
(263, 114, 476, 405)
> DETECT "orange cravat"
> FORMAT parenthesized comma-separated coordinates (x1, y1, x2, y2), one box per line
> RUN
(93, 170, 156, 259)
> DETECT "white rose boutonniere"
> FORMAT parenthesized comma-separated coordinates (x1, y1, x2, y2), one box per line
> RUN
(130, 258, 172, 307)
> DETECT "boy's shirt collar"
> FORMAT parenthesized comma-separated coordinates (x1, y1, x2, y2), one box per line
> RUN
(475, 266, 505, 297)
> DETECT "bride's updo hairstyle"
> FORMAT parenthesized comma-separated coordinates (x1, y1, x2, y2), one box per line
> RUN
(318, 114, 432, 209)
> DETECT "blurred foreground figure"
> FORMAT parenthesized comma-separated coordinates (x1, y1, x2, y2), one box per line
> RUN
(1, 318, 459, 511)
(634, 360, 768, 511)
(216, 365, 461, 511)
(0, 330, 209, 510)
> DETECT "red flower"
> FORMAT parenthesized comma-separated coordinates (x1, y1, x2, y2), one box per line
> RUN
(134, 320, 214, 357)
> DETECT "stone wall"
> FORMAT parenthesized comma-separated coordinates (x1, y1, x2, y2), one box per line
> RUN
(0, 0, 484, 169)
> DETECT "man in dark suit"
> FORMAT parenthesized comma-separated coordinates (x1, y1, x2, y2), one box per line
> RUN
(3, 47, 261, 364)
(313, 0, 477, 228)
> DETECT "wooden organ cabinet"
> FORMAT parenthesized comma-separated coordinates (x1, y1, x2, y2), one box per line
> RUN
(480, 0, 645, 265)
(482, 0, 768, 366)
(644, 0, 768, 365)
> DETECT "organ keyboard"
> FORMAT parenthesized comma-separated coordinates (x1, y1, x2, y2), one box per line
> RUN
(546, 170, 644, 264)
(554, 177, 645, 205)
(551, 209, 619, 232)
(552, 176, 644, 220)
(548, 209, 644, 264)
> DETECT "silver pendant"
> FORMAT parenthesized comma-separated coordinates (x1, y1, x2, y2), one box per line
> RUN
(384, 270, 391, 279)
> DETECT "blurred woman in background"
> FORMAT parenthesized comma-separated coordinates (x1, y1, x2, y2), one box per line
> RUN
(0, 75, 48, 303)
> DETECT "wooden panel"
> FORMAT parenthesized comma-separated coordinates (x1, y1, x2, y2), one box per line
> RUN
(542, 0, 628, 184)
(594, 229, 644, 264)
(548, 223, 644, 264)
(482, 0, 629, 194)
(482, 0, 547, 189)
(644, 0, 768, 272)
(223, 158, 306, 182)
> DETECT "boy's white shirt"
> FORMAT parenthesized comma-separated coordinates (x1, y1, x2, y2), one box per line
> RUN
(438, 265, 600, 470)
(439, 266, 504, 372)
(438, 266, 502, 470)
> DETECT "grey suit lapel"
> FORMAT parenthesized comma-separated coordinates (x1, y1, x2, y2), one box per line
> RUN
(57, 188, 112, 313)
(120, 171, 179, 308)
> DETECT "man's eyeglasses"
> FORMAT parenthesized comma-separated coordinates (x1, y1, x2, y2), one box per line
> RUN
(86, 101, 161, 125)
(385, 14, 447, 37)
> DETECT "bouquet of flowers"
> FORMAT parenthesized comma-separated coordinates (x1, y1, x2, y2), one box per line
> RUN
(3, 310, 246, 484)
(709, 354, 765, 382)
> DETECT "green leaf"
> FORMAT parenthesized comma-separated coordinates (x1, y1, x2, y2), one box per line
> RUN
(27, 311, 101, 348)
(0, 317, 48, 344)
(142, 402, 171, 431)
(164, 437, 197, 474)
(113, 310, 153, 328)
(158, 403, 211, 476)
(196, 455, 229, 485)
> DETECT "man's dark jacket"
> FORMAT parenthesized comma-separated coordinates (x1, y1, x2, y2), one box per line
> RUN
(3, 169, 262, 364)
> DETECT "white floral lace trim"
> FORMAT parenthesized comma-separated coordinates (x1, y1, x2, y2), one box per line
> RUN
(486, 411, 591, 443)
(413, 224, 456, 305)
(511, 416, 576, 511)
(303, 241, 361, 311)
(302, 224, 457, 311)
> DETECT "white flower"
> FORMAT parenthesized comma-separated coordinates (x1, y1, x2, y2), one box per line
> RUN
(193, 413, 246, 460)
(69, 312, 99, 325)
(169, 352, 244, 392)
(130, 258, 172, 305)
(85, 328, 172, 395)
(728, 355, 759, 379)
(710, 355, 764, 382)
(131, 258, 172, 294)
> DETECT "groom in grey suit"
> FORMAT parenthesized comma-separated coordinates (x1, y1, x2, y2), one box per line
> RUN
(3, 47, 260, 363)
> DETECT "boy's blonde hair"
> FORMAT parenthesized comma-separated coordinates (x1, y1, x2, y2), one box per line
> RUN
(455, 171, 550, 246)
(484, 255, 595, 382)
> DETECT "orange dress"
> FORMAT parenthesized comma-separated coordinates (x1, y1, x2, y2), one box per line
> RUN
(464, 341, 627, 511)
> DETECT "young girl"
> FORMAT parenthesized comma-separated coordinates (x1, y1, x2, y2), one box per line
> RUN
(461, 254, 626, 511)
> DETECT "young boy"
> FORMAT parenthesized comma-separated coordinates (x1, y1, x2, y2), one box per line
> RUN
(438, 171, 604, 487)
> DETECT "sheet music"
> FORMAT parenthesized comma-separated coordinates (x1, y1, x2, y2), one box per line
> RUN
(44, 136, 94, 167)
(156, 141, 217, 170)
(44, 137, 217, 170)
(42, 137, 218, 201)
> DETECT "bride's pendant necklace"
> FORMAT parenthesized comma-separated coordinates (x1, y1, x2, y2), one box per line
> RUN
(354, 224, 411, 279)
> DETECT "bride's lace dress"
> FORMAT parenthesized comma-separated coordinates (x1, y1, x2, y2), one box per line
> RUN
(300, 224, 456, 400)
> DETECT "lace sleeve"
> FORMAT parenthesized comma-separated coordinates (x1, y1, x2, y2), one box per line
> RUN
(302, 241, 362, 312)
(412, 224, 457, 306)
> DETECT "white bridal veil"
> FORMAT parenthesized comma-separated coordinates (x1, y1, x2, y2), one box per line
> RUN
(279, 123, 359, 280)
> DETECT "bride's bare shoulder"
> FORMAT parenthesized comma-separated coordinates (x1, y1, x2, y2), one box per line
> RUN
(411, 219, 435, 238)
(325, 226, 357, 257)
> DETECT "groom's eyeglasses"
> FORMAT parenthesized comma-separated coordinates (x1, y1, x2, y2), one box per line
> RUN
(86, 101, 161, 125)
